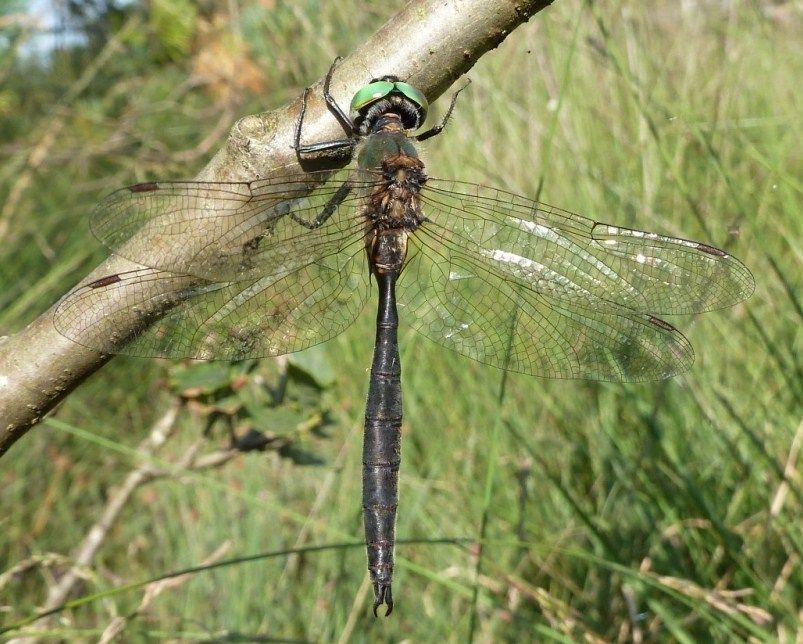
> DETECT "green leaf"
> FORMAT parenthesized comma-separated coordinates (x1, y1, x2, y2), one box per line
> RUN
(288, 346, 337, 388)
(246, 406, 307, 435)
(150, 0, 197, 60)
(169, 362, 233, 394)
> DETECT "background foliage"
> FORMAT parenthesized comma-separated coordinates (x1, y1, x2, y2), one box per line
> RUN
(1, 0, 800, 640)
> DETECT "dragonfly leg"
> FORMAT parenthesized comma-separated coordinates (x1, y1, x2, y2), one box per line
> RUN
(294, 58, 360, 157)
(293, 86, 358, 156)
(414, 79, 471, 142)
(289, 181, 353, 229)
(322, 56, 354, 134)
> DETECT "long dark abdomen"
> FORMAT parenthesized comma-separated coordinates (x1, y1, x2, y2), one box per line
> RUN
(363, 267, 402, 617)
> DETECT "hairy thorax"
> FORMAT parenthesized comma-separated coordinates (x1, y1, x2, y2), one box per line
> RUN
(362, 149, 428, 275)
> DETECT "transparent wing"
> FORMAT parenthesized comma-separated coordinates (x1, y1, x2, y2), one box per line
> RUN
(422, 180, 754, 315)
(396, 180, 753, 381)
(55, 168, 374, 359)
(89, 169, 373, 282)
(54, 235, 369, 359)
(59, 169, 754, 375)
(400, 240, 693, 381)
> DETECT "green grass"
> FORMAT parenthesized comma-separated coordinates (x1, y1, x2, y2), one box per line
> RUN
(1, 0, 801, 640)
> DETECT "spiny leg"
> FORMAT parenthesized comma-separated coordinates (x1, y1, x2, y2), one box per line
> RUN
(294, 57, 358, 157)
(415, 79, 471, 142)
(289, 181, 353, 229)
(322, 56, 353, 133)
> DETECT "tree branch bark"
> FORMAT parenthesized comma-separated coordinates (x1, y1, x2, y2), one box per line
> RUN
(0, 0, 554, 456)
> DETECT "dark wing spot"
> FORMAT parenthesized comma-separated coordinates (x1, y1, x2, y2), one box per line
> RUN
(647, 315, 677, 332)
(87, 274, 123, 289)
(695, 242, 727, 257)
(129, 182, 159, 193)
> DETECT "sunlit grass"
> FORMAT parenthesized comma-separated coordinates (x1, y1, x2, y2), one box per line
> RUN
(1, 0, 800, 640)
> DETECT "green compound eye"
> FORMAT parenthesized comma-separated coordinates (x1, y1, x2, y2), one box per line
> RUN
(350, 81, 396, 114)
(349, 80, 429, 123)
(392, 82, 428, 117)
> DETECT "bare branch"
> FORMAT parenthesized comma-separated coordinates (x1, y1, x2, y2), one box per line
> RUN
(10, 404, 181, 642)
(9, 402, 255, 641)
(0, 0, 554, 456)
(97, 541, 232, 643)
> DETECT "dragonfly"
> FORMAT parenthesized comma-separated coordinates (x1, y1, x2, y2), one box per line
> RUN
(54, 58, 755, 616)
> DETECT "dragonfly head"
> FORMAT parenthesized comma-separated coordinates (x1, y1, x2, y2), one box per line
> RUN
(350, 76, 428, 135)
